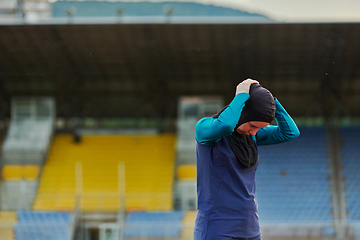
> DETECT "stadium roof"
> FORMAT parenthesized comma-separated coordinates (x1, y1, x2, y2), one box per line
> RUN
(52, 1, 271, 18)
(0, 1, 274, 25)
(0, 23, 359, 119)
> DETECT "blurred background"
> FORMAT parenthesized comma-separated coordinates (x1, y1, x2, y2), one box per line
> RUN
(0, 0, 360, 240)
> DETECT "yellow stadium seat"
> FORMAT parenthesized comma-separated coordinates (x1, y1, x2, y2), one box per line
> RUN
(2, 165, 40, 180)
(0, 227, 15, 240)
(34, 134, 176, 212)
(23, 165, 40, 180)
(177, 164, 197, 180)
(0, 211, 17, 240)
(2, 165, 22, 180)
(181, 211, 197, 239)
(0, 211, 17, 221)
(33, 197, 56, 211)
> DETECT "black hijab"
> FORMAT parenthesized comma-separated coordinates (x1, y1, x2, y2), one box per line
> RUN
(213, 84, 275, 167)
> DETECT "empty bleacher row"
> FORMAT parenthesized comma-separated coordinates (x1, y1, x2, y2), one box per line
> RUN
(177, 165, 196, 180)
(124, 211, 184, 237)
(2, 165, 40, 180)
(34, 134, 176, 212)
(0, 211, 73, 240)
(16, 211, 72, 240)
(257, 127, 333, 224)
(0, 210, 196, 240)
(15, 215, 71, 240)
(174, 127, 335, 225)
(340, 127, 360, 222)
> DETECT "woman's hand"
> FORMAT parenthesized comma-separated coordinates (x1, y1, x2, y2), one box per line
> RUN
(235, 79, 259, 95)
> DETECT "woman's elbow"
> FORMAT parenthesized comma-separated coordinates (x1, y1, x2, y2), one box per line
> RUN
(291, 127, 300, 139)
(281, 127, 300, 141)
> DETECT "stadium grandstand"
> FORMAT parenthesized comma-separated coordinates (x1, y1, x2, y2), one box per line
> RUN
(1, 1, 360, 240)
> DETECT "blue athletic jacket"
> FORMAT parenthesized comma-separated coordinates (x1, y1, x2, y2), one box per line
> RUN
(194, 92, 300, 240)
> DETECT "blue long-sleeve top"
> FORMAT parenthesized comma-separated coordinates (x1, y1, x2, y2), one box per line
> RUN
(193, 92, 300, 240)
(195, 92, 300, 146)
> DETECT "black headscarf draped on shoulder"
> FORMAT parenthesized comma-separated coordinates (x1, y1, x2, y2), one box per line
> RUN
(213, 84, 275, 167)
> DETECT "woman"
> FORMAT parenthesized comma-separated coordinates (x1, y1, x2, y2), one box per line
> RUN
(194, 79, 300, 240)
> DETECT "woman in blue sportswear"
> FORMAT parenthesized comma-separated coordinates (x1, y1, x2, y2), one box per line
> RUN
(194, 79, 300, 240)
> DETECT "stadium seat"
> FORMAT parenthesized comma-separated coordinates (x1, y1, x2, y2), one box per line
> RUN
(0, 211, 17, 240)
(124, 211, 184, 237)
(1, 165, 39, 180)
(181, 211, 197, 239)
(177, 164, 197, 180)
(2, 165, 22, 180)
(14, 211, 72, 240)
(23, 165, 40, 180)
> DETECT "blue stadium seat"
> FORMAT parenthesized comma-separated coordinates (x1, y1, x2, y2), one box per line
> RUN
(15, 211, 72, 240)
(124, 211, 184, 237)
(340, 127, 360, 221)
(256, 126, 333, 224)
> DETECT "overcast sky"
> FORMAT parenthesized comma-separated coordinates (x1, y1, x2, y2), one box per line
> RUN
(144, 0, 360, 22)
(221, 0, 360, 22)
